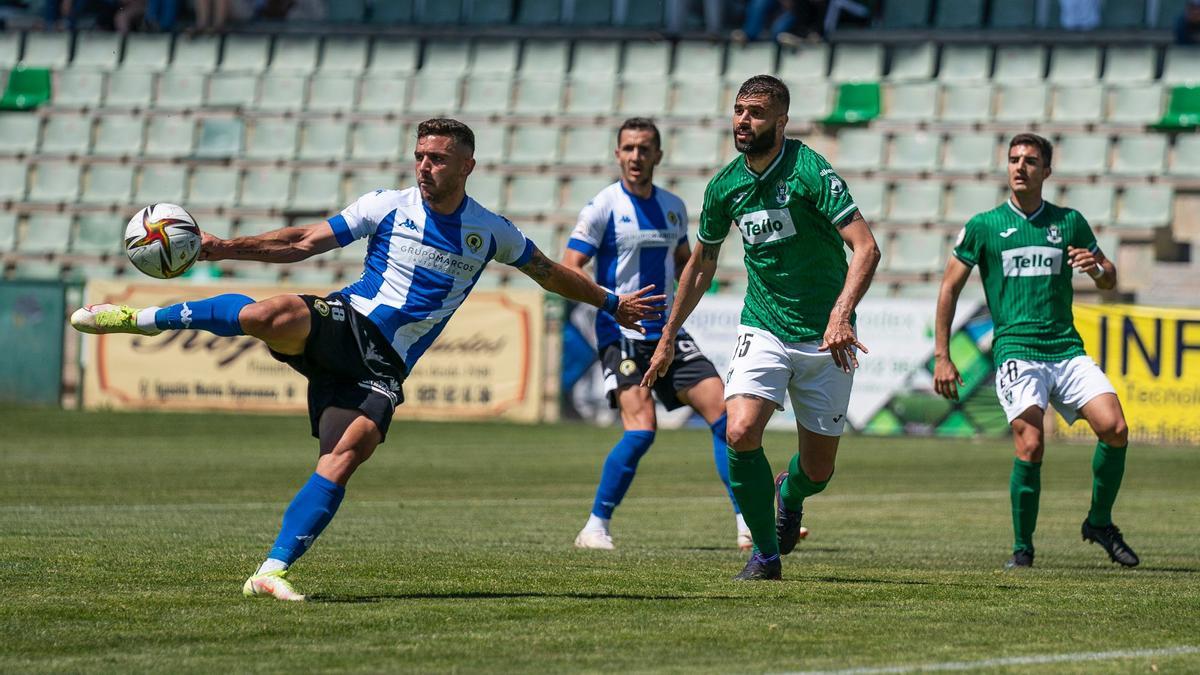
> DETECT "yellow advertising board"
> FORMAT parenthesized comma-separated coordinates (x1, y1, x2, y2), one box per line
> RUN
(1062, 303, 1200, 445)
(81, 280, 546, 422)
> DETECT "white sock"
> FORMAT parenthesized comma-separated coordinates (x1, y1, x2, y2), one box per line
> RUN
(584, 514, 610, 533)
(256, 558, 288, 575)
(135, 307, 161, 332)
(735, 513, 750, 533)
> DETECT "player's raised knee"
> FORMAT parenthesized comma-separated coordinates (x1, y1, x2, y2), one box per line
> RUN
(238, 296, 309, 340)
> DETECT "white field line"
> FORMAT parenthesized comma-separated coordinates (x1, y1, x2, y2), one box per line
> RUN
(780, 645, 1200, 675)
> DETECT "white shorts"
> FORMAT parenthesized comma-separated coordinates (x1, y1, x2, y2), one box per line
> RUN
(994, 355, 1116, 425)
(723, 325, 854, 436)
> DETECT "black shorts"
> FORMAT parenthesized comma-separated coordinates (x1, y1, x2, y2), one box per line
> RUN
(599, 331, 720, 411)
(269, 293, 407, 442)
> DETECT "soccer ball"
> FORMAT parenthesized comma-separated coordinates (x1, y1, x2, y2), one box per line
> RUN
(124, 204, 202, 279)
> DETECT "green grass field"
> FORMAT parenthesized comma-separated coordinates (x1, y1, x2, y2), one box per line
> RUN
(1, 407, 1197, 673)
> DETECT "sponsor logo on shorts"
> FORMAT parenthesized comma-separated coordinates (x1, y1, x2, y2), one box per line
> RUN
(736, 209, 797, 245)
(359, 379, 400, 407)
(313, 299, 330, 317)
(619, 359, 638, 376)
(1001, 246, 1063, 277)
(832, 414, 843, 424)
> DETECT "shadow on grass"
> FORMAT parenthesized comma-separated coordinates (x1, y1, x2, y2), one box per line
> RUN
(308, 591, 742, 604)
(682, 546, 843, 553)
(1052, 565, 1199, 574)
(811, 575, 1021, 590)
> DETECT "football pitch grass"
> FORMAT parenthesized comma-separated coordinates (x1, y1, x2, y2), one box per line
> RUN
(2, 407, 1198, 674)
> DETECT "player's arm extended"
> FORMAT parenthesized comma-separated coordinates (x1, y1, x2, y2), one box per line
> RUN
(823, 212, 882, 371)
(520, 247, 665, 331)
(933, 256, 973, 400)
(641, 240, 719, 387)
(201, 222, 340, 264)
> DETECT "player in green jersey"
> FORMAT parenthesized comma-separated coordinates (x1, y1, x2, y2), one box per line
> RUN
(644, 75, 881, 580)
(934, 133, 1138, 570)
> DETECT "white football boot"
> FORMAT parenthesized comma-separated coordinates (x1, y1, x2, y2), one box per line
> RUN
(70, 304, 161, 336)
(574, 528, 615, 550)
(242, 570, 306, 601)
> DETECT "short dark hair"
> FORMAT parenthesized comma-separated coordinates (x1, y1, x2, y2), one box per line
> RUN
(736, 75, 790, 113)
(417, 118, 475, 153)
(616, 117, 661, 149)
(1009, 133, 1053, 167)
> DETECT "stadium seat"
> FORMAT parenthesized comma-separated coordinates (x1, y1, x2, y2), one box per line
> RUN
(345, 170, 402, 203)
(471, 39, 520, 75)
(350, 121, 402, 162)
(368, 39, 419, 74)
(356, 74, 410, 113)
(245, 118, 298, 161)
(21, 33, 70, 70)
(519, 222, 563, 254)
(1061, 184, 1115, 224)
(671, 77, 723, 117)
(824, 83, 880, 125)
(232, 168, 289, 209)
(271, 37, 319, 75)
(0, 32, 19, 68)
(55, 69, 104, 108)
(40, 114, 92, 156)
(505, 175, 559, 216)
(513, 77, 564, 114)
(298, 120, 349, 161)
(830, 44, 883, 82)
(888, 133, 941, 173)
(195, 117, 244, 159)
(887, 43, 935, 82)
(885, 82, 937, 121)
(418, 0, 462, 23)
(228, 261, 283, 283)
(938, 45, 991, 83)
(189, 166, 239, 207)
(836, 129, 885, 172)
(153, 71, 204, 109)
(778, 44, 829, 83)
(620, 78, 670, 116)
(521, 40, 569, 75)
(80, 164, 134, 207)
(470, 123, 508, 164)
(989, 0, 1037, 28)
(622, 0, 665, 28)
(292, 169, 342, 212)
(667, 127, 721, 168)
(19, 213, 73, 253)
(1111, 135, 1167, 175)
(725, 43, 775, 83)
(423, 41, 471, 76)
(0, 67, 52, 110)
(882, 0, 931, 28)
(508, 126, 561, 165)
(887, 229, 946, 272)
(516, 0, 559, 24)
(674, 42, 724, 79)
(1162, 47, 1200, 86)
(1156, 86, 1200, 129)
(104, 70, 154, 108)
(994, 84, 1048, 122)
(566, 76, 617, 115)
(461, 74, 514, 114)
(934, 0, 984, 28)
(170, 36, 220, 72)
(255, 74, 306, 111)
(220, 35, 270, 73)
(940, 84, 992, 122)
(372, 0, 413, 23)
(1055, 134, 1109, 177)
(467, 172, 505, 209)
(73, 33, 120, 71)
(561, 126, 612, 166)
(92, 115, 145, 157)
(287, 262, 339, 286)
(563, 175, 616, 211)
(572, 40, 621, 78)
(122, 34, 171, 71)
(670, 176, 707, 216)
(318, 37, 369, 74)
(143, 115, 195, 158)
(134, 164, 187, 204)
(0, 113, 40, 155)
(1101, 0, 1148, 28)
(306, 74, 358, 113)
(1048, 46, 1101, 84)
(408, 74, 461, 114)
(0, 211, 16, 250)
(943, 133, 998, 174)
(623, 41, 671, 78)
(993, 46, 1046, 84)
(0, 159, 26, 200)
(1103, 46, 1156, 84)
(790, 81, 832, 121)
(1169, 134, 1200, 176)
(1115, 185, 1173, 229)
(888, 181, 943, 224)
(1108, 84, 1164, 124)
(207, 73, 257, 108)
(466, 0, 514, 24)
(28, 162, 81, 202)
(1050, 85, 1104, 123)
(946, 183, 1003, 223)
(849, 179, 885, 221)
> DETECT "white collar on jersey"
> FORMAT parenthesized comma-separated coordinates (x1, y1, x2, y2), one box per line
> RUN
(1006, 197, 1045, 221)
(743, 141, 787, 181)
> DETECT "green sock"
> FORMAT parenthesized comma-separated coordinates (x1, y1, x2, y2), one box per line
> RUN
(726, 446, 779, 557)
(1087, 441, 1127, 527)
(1010, 458, 1041, 554)
(779, 452, 831, 511)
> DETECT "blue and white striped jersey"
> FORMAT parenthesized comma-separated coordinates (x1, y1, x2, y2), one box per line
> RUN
(328, 186, 534, 372)
(566, 181, 688, 346)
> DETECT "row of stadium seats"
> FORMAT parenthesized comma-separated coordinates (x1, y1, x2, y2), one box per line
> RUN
(881, 0, 1189, 30)
(6, 31, 1200, 85)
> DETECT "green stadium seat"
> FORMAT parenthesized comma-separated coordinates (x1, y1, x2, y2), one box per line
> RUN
(245, 118, 298, 160)
(674, 42, 724, 79)
(135, 164, 187, 204)
(81, 164, 134, 206)
(823, 83, 881, 125)
(994, 84, 1047, 123)
(989, 0, 1037, 28)
(888, 43, 935, 82)
(0, 113, 40, 155)
(513, 77, 564, 114)
(207, 73, 258, 108)
(1061, 184, 1115, 224)
(28, 161, 81, 202)
(778, 44, 829, 84)
(888, 133, 941, 173)
(1108, 84, 1164, 124)
(934, 0, 984, 28)
(566, 76, 616, 115)
(946, 183, 1003, 223)
(307, 74, 357, 113)
(521, 40, 569, 75)
(1112, 135, 1167, 175)
(624, 42, 671, 79)
(472, 40, 520, 75)
(0, 67, 52, 110)
(345, 170, 402, 202)
(0, 160, 26, 200)
(423, 41, 471, 76)
(888, 229, 946, 272)
(620, 77, 670, 116)
(356, 74, 409, 113)
(372, 0, 412, 23)
(516, 0, 559, 24)
(725, 43, 775, 83)
(144, 115, 195, 158)
(292, 169, 342, 212)
(572, 41, 620, 78)
(466, 0, 513, 24)
(189, 166, 239, 207)
(39, 115, 91, 157)
(1169, 134, 1200, 176)
(350, 120, 402, 162)
(19, 213, 73, 253)
(671, 77, 722, 118)
(1101, 0, 1147, 28)
(622, 0, 665, 28)
(564, 175, 616, 212)
(1050, 85, 1103, 124)
(407, 74, 461, 114)
(884, 82, 937, 121)
(298, 120, 349, 161)
(55, 69, 104, 108)
(368, 39, 419, 74)
(1055, 134, 1109, 177)
(256, 74, 306, 111)
(0, 212, 17, 250)
(104, 70, 154, 108)
(220, 35, 270, 73)
(561, 127, 611, 166)
(1155, 86, 1200, 130)
(668, 127, 721, 168)
(943, 133, 998, 174)
(122, 34, 170, 71)
(170, 36, 220, 72)
(1115, 185, 1173, 229)
(888, 181, 943, 225)
(505, 175, 560, 216)
(0, 32, 19, 68)
(1103, 46, 1156, 84)
(467, 172, 505, 210)
(153, 71, 204, 109)
(195, 117, 244, 159)
(830, 44, 883, 82)
(318, 37, 368, 74)
(882, 0, 930, 28)
(836, 129, 884, 172)
(238, 169, 289, 209)
(21, 34, 70, 70)
(271, 37, 319, 75)
(993, 46, 1046, 84)
(938, 45, 991, 83)
(508, 126, 561, 165)
(461, 74, 513, 114)
(73, 32, 120, 70)
(1048, 46, 1101, 84)
(471, 123, 508, 164)
(1163, 47, 1200, 86)
(92, 115, 144, 157)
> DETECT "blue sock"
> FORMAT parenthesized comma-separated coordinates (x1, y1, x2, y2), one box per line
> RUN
(591, 430, 656, 519)
(154, 293, 254, 336)
(267, 473, 346, 565)
(709, 414, 738, 513)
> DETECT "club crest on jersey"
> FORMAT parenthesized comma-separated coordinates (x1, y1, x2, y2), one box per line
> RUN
(667, 211, 679, 226)
(775, 180, 789, 205)
(313, 299, 330, 316)
(1046, 224, 1063, 244)
(619, 359, 637, 376)
(465, 232, 484, 253)
(737, 209, 797, 245)
(829, 176, 845, 196)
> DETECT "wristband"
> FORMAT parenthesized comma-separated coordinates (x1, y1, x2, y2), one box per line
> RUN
(601, 292, 620, 314)
(1087, 266, 1103, 279)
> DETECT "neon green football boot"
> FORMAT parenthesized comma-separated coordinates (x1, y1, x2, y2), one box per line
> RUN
(242, 569, 305, 602)
(69, 304, 161, 336)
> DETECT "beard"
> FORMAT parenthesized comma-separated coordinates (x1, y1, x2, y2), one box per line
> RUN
(734, 125, 776, 155)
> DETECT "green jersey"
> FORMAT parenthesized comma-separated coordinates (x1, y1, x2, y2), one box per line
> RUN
(697, 139, 858, 343)
(953, 200, 1100, 363)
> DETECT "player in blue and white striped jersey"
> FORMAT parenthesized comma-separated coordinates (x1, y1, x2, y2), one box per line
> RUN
(565, 118, 750, 552)
(70, 118, 665, 601)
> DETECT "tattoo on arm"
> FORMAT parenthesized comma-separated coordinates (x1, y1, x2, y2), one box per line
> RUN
(701, 245, 720, 261)
(836, 211, 865, 230)
(523, 249, 555, 281)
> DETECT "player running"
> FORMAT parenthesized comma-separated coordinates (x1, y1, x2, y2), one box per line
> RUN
(644, 76, 881, 581)
(70, 118, 665, 601)
(566, 118, 750, 552)
(934, 133, 1138, 570)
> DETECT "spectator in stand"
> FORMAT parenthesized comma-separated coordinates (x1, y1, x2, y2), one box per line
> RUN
(1059, 0, 1100, 30)
(42, 0, 120, 30)
(191, 0, 252, 33)
(732, 0, 872, 44)
(112, 0, 180, 32)
(1177, 0, 1200, 45)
